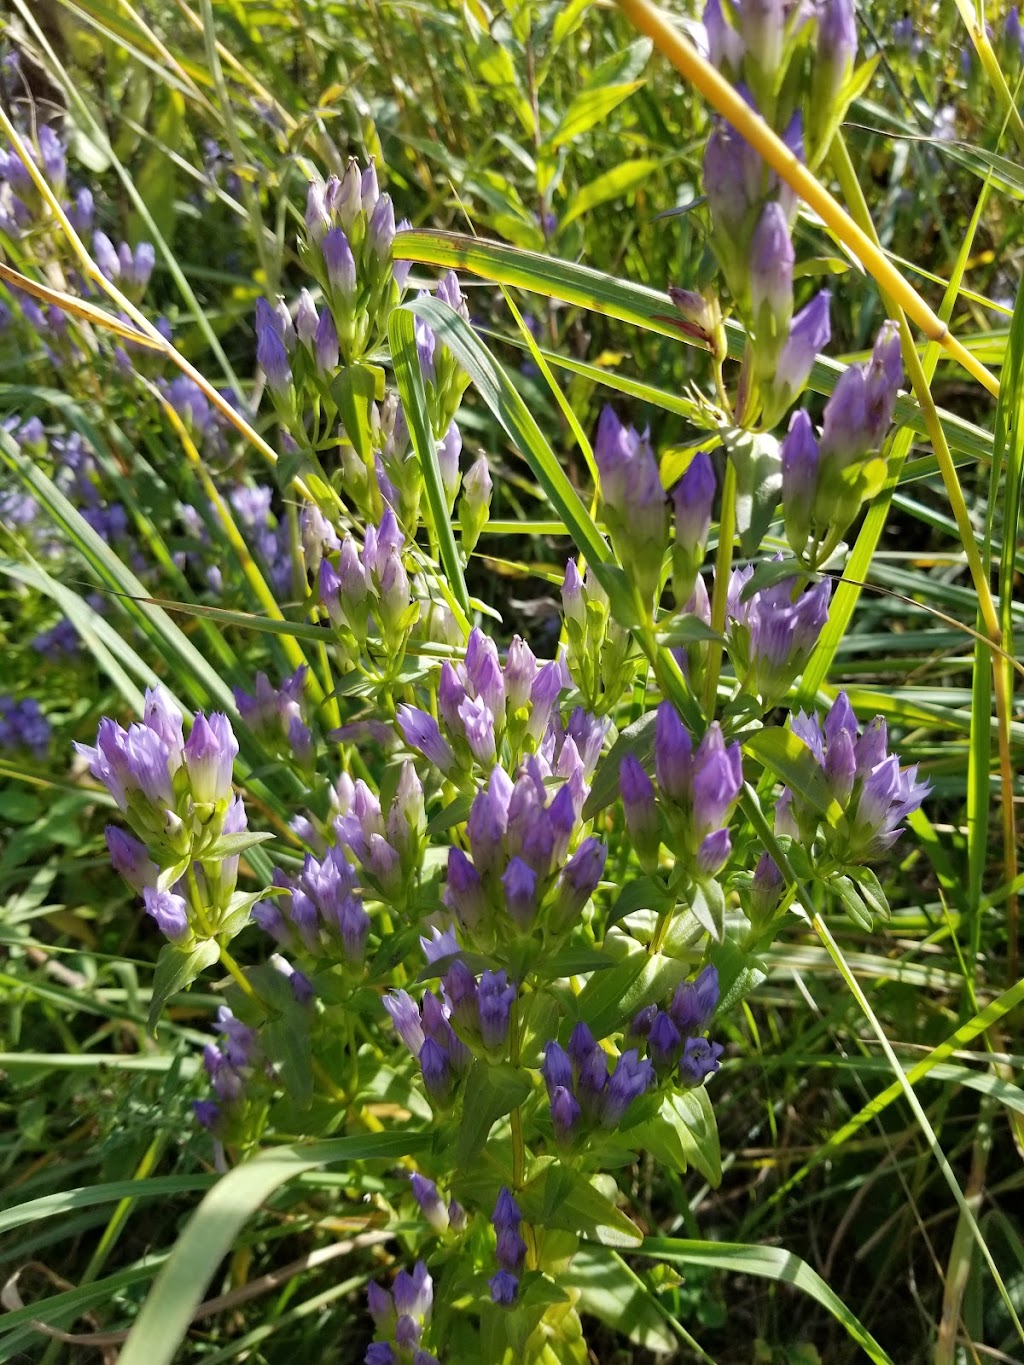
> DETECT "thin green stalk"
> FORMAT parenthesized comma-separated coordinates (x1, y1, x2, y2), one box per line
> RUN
(703, 456, 736, 718)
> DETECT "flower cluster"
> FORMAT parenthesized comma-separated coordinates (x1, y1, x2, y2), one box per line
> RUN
(235, 666, 312, 765)
(725, 562, 831, 705)
(192, 1005, 262, 1137)
(253, 842, 368, 964)
(365, 1261, 438, 1365)
(781, 323, 903, 566)
(561, 559, 634, 715)
(542, 1023, 655, 1144)
(778, 692, 930, 862)
(628, 965, 724, 1086)
(489, 1188, 526, 1305)
(319, 506, 415, 661)
(620, 703, 742, 879)
(398, 627, 567, 775)
(0, 694, 50, 756)
(384, 985, 473, 1105)
(79, 688, 252, 946)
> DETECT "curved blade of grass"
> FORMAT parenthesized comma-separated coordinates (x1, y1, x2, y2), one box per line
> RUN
(0, 1174, 216, 1236)
(403, 296, 611, 574)
(0, 429, 233, 713)
(636, 1237, 894, 1363)
(389, 307, 471, 621)
(118, 1130, 429, 1365)
(395, 230, 995, 466)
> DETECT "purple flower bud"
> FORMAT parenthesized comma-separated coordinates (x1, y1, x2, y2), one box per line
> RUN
(369, 193, 396, 260)
(305, 179, 329, 241)
(437, 270, 467, 317)
(702, 120, 763, 238)
(542, 1040, 573, 1096)
(697, 826, 732, 875)
(124, 723, 175, 806)
(478, 969, 515, 1049)
(397, 705, 455, 772)
(692, 723, 742, 838)
(561, 559, 586, 632)
(505, 636, 537, 712)
(750, 201, 794, 327)
(193, 1099, 221, 1131)
(601, 1048, 655, 1126)
(437, 420, 462, 506)
(410, 1173, 449, 1233)
(774, 290, 831, 403)
(654, 702, 693, 805)
(527, 661, 564, 743)
(628, 1004, 659, 1043)
(864, 321, 902, 447)
(419, 1036, 452, 1102)
(465, 628, 505, 722)
(648, 1011, 682, 1071)
(460, 456, 492, 554)
(458, 694, 496, 764)
(502, 856, 538, 930)
(93, 231, 120, 280)
(143, 886, 189, 942)
(489, 1270, 519, 1306)
(383, 990, 425, 1056)
(323, 226, 357, 299)
(106, 826, 158, 892)
(438, 661, 467, 734)
(256, 307, 291, 394)
(593, 407, 667, 598)
(680, 1036, 724, 1085)
(816, 0, 858, 111)
(551, 1084, 582, 1145)
(781, 409, 820, 553)
(568, 1020, 598, 1071)
(554, 837, 607, 928)
(444, 847, 487, 930)
(704, 0, 745, 71)
(467, 767, 512, 877)
(448, 1199, 467, 1232)
(669, 965, 720, 1035)
(672, 452, 715, 558)
(366, 1344, 396, 1365)
(360, 162, 380, 214)
(496, 1224, 527, 1274)
(314, 307, 339, 373)
(38, 126, 65, 189)
(750, 851, 784, 921)
(492, 1187, 521, 1231)
(620, 753, 660, 871)
(71, 186, 94, 234)
(295, 289, 319, 347)
(184, 712, 237, 804)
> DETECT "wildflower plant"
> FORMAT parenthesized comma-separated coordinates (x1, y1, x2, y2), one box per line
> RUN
(0, 1, 1016, 1362)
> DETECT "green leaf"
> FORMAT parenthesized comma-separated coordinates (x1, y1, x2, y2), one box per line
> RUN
(846, 865, 891, 921)
(637, 1238, 895, 1363)
(263, 1005, 314, 1109)
(544, 81, 645, 150)
(331, 363, 378, 467)
(708, 938, 768, 1015)
(607, 876, 674, 930)
(725, 429, 782, 558)
(832, 874, 874, 930)
(534, 1165, 644, 1247)
(455, 1060, 532, 1166)
(689, 878, 725, 942)
(147, 940, 221, 1031)
(117, 1131, 430, 1365)
(568, 1245, 677, 1354)
(199, 830, 276, 860)
(744, 728, 842, 824)
(626, 1087, 721, 1185)
(574, 936, 689, 1038)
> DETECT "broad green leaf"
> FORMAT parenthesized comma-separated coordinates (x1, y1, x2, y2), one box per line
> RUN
(744, 728, 843, 824)
(534, 1165, 644, 1248)
(544, 82, 645, 150)
(147, 939, 221, 1030)
(455, 1060, 532, 1165)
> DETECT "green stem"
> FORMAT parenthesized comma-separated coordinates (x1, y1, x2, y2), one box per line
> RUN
(703, 455, 737, 719)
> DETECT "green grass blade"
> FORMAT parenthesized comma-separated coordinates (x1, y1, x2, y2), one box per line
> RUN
(117, 1131, 429, 1365)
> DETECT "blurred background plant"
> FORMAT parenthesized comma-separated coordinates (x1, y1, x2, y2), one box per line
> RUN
(0, 0, 1023, 1362)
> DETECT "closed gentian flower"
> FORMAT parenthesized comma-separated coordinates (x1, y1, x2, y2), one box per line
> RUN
(542, 1040, 573, 1096)
(680, 1036, 725, 1085)
(814, 0, 858, 116)
(781, 408, 820, 558)
(459, 455, 492, 555)
(654, 702, 693, 806)
(490, 1270, 519, 1306)
(620, 752, 661, 873)
(369, 194, 396, 260)
(551, 1084, 582, 1144)
(703, 0, 745, 72)
(323, 226, 356, 301)
(410, 1173, 449, 1234)
(478, 969, 515, 1048)
(769, 290, 831, 417)
(256, 307, 292, 394)
(444, 846, 487, 930)
(505, 636, 537, 712)
(750, 851, 785, 922)
(418, 1036, 452, 1102)
(593, 406, 667, 606)
(672, 452, 715, 564)
(669, 964, 720, 1033)
(93, 231, 120, 280)
(106, 826, 158, 893)
(601, 1048, 655, 1126)
(502, 856, 538, 929)
(397, 705, 455, 773)
(184, 712, 237, 805)
(383, 989, 425, 1056)
(749, 201, 794, 336)
(314, 308, 339, 373)
(143, 885, 189, 942)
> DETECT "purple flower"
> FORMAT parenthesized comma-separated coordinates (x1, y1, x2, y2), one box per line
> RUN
(255, 302, 291, 394)
(669, 965, 720, 1033)
(444, 847, 487, 930)
(184, 712, 237, 804)
(323, 226, 356, 299)
(551, 1084, 582, 1144)
(478, 969, 515, 1048)
(542, 1041, 573, 1096)
(383, 990, 425, 1056)
(816, 0, 858, 111)
(750, 201, 794, 328)
(142, 886, 189, 942)
(672, 452, 715, 562)
(489, 1270, 519, 1306)
(781, 409, 820, 556)
(314, 307, 339, 373)
(369, 194, 396, 259)
(593, 407, 667, 601)
(654, 702, 693, 806)
(106, 826, 157, 893)
(502, 856, 538, 930)
(750, 851, 785, 921)
(410, 1173, 449, 1233)
(600, 1048, 655, 1126)
(773, 290, 831, 408)
(679, 1036, 724, 1085)
(397, 705, 455, 773)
